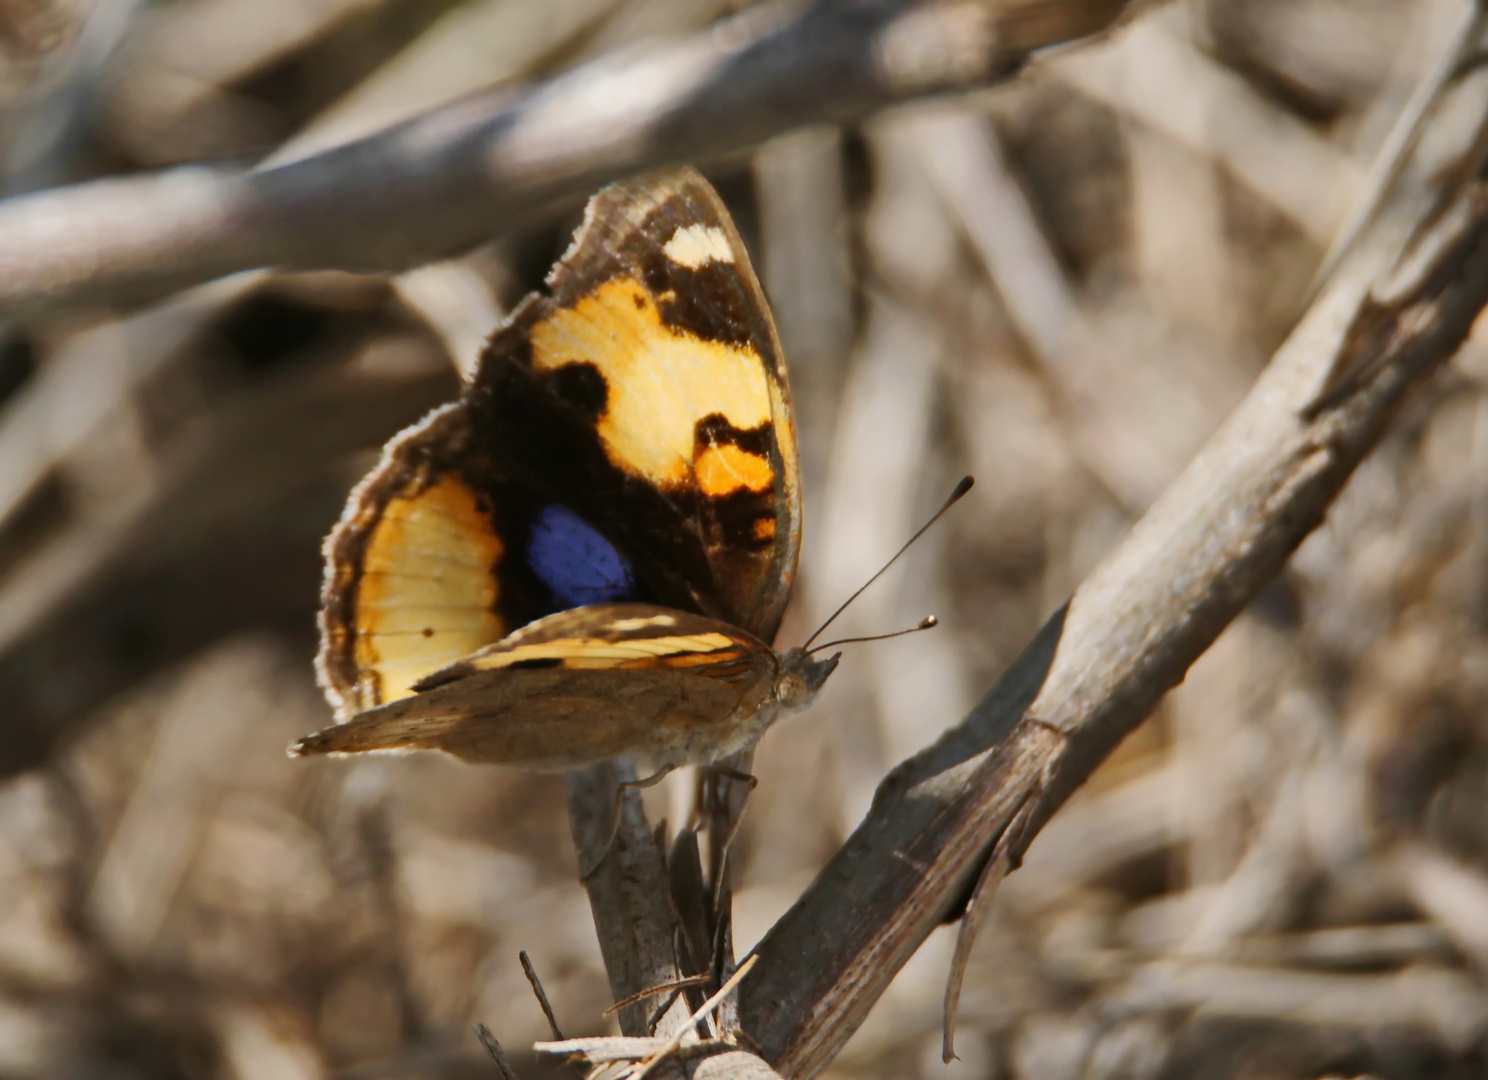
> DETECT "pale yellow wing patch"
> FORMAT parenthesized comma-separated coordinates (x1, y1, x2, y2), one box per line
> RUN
(529, 277, 773, 487)
(662, 223, 734, 268)
(355, 475, 504, 703)
(463, 632, 739, 672)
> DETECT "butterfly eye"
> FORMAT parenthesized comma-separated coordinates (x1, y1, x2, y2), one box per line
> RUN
(775, 672, 810, 709)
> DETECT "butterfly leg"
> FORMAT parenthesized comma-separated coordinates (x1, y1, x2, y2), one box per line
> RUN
(704, 766, 759, 913)
(708, 765, 759, 863)
(711, 766, 757, 791)
(579, 764, 676, 881)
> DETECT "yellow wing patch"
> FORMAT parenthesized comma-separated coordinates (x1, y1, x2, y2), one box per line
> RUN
(465, 632, 739, 672)
(607, 614, 679, 631)
(355, 475, 504, 703)
(767, 369, 796, 503)
(529, 277, 773, 488)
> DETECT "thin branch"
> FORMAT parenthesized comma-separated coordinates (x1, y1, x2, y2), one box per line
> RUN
(0, 0, 1136, 319)
(474, 1023, 521, 1080)
(604, 975, 711, 1017)
(518, 950, 567, 1042)
(518, 949, 584, 1080)
(1308, 0, 1488, 293)
(737, 31, 1488, 1080)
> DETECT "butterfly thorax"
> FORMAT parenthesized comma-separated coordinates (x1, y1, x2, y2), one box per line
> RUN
(664, 645, 839, 768)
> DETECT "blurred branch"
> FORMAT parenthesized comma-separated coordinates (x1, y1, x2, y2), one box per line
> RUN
(1309, 0, 1488, 291)
(0, 0, 1133, 319)
(738, 39, 1488, 1080)
(0, 322, 457, 777)
(1, 0, 153, 193)
(1051, 10, 1362, 244)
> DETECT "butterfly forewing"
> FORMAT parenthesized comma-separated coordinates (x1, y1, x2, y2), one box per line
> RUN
(472, 169, 801, 641)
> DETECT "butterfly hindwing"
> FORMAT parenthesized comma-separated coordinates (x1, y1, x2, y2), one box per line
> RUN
(316, 168, 802, 719)
(300, 604, 778, 769)
(317, 404, 622, 716)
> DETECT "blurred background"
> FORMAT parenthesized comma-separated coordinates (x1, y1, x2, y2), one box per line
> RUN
(0, 0, 1483, 1077)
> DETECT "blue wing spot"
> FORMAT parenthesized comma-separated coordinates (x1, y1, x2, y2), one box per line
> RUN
(528, 504, 637, 608)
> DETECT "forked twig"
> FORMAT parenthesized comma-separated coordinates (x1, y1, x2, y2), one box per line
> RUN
(740, 21, 1488, 1070)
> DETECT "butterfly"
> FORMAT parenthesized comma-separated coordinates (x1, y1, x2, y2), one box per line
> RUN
(291, 168, 845, 775)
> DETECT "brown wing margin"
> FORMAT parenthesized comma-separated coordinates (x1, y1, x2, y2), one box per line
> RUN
(467, 168, 803, 644)
(314, 404, 573, 717)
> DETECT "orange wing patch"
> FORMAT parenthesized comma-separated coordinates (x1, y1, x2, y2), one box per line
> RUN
(355, 475, 505, 703)
(529, 277, 774, 488)
(695, 442, 773, 497)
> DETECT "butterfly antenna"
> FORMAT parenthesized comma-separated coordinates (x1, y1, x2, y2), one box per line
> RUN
(809, 615, 938, 655)
(801, 476, 973, 652)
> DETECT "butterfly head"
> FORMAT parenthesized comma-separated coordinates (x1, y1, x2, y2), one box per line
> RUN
(774, 647, 840, 713)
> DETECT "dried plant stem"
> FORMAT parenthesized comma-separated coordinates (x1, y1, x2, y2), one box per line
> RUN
(569, 759, 786, 1077)
(519, 949, 584, 1080)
